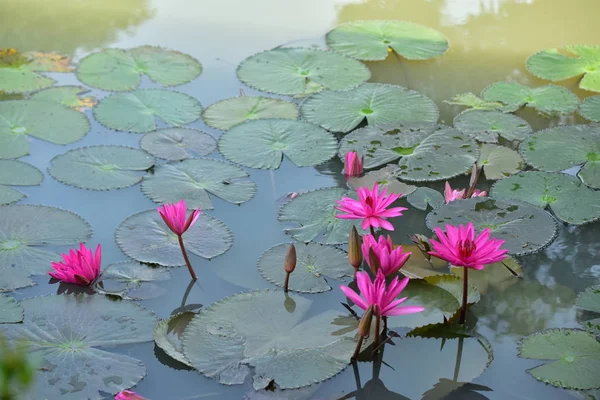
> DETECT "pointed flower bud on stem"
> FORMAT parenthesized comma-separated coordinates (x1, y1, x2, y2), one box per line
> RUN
(352, 305, 373, 361)
(368, 247, 380, 275)
(283, 244, 296, 292)
(348, 226, 363, 273)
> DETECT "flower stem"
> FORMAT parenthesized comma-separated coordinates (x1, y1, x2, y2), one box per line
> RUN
(369, 226, 376, 237)
(459, 266, 468, 324)
(373, 314, 381, 352)
(178, 235, 197, 281)
(283, 272, 291, 292)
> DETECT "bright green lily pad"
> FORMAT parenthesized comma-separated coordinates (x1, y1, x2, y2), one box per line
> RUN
(0, 100, 90, 159)
(347, 165, 417, 197)
(236, 48, 370, 97)
(325, 20, 449, 61)
(0, 294, 158, 399)
(453, 110, 532, 143)
(0, 50, 72, 93)
(445, 93, 504, 111)
(0, 294, 23, 323)
(301, 83, 439, 133)
(426, 197, 557, 256)
(0, 205, 92, 292)
(93, 261, 172, 300)
(218, 119, 338, 169)
(399, 244, 449, 279)
(0, 159, 43, 205)
(203, 96, 299, 130)
(154, 311, 196, 367)
(141, 158, 257, 210)
(49, 146, 155, 190)
(30, 85, 97, 112)
(77, 46, 202, 91)
(482, 82, 579, 116)
(518, 328, 600, 390)
(478, 143, 523, 180)
(576, 285, 600, 335)
(407, 187, 445, 211)
(451, 256, 523, 294)
(579, 95, 600, 122)
(140, 127, 217, 161)
(115, 209, 232, 266)
(93, 89, 202, 133)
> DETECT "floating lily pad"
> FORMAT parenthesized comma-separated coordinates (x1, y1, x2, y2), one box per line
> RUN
(218, 119, 338, 169)
(141, 158, 257, 210)
(407, 187, 445, 210)
(482, 82, 579, 116)
(49, 146, 155, 191)
(0, 205, 92, 292)
(182, 290, 356, 389)
(115, 209, 232, 266)
(0, 294, 157, 399)
(0, 50, 72, 93)
(237, 48, 370, 97)
(0, 294, 23, 323)
(426, 197, 557, 256)
(399, 244, 449, 279)
(576, 285, 600, 335)
(77, 46, 202, 91)
(301, 83, 439, 133)
(453, 110, 532, 143)
(0, 160, 43, 205)
(0, 100, 90, 159)
(526, 46, 600, 92)
(478, 143, 523, 180)
(93, 261, 171, 300)
(580, 95, 600, 122)
(140, 127, 217, 161)
(450, 256, 523, 294)
(325, 20, 449, 61)
(347, 165, 417, 197)
(154, 311, 196, 367)
(203, 96, 299, 130)
(94, 89, 202, 133)
(30, 85, 97, 112)
(278, 188, 365, 244)
(445, 93, 504, 111)
(518, 328, 600, 390)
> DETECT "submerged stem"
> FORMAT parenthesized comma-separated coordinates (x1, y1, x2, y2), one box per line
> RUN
(452, 336, 465, 382)
(178, 235, 197, 281)
(459, 266, 468, 324)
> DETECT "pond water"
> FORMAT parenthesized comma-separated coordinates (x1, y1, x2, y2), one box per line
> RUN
(1, 0, 600, 399)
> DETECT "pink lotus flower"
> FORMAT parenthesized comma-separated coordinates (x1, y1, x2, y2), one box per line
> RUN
(335, 183, 407, 231)
(340, 270, 424, 317)
(361, 234, 411, 277)
(49, 243, 101, 286)
(444, 182, 487, 203)
(157, 200, 200, 236)
(115, 390, 146, 400)
(344, 151, 364, 177)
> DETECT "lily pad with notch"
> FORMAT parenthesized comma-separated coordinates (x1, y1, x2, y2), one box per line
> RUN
(30, 85, 97, 112)
(576, 285, 600, 335)
(0, 50, 72, 93)
(154, 311, 196, 368)
(203, 96, 299, 130)
(482, 82, 579, 116)
(347, 164, 417, 197)
(478, 143, 523, 180)
(0, 159, 43, 205)
(407, 187, 444, 210)
(579, 95, 600, 122)
(453, 110, 532, 143)
(93, 261, 171, 300)
(0, 294, 23, 323)
(140, 127, 217, 161)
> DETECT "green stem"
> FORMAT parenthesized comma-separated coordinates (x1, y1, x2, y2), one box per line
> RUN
(459, 267, 468, 324)
(178, 235, 197, 281)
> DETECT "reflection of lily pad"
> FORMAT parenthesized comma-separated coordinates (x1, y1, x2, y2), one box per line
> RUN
(115, 210, 232, 266)
(154, 311, 196, 367)
(407, 187, 444, 211)
(0, 205, 92, 292)
(218, 119, 338, 169)
(203, 96, 299, 130)
(0, 294, 23, 323)
(0, 294, 157, 399)
(426, 197, 557, 256)
(450, 256, 523, 294)
(347, 165, 417, 197)
(482, 82, 579, 115)
(93, 261, 171, 300)
(141, 158, 257, 210)
(580, 95, 600, 122)
(478, 143, 523, 180)
(325, 20, 449, 61)
(301, 83, 438, 133)
(257, 242, 352, 293)
(140, 128, 217, 161)
(94, 89, 202, 133)
(0, 50, 72, 93)
(30, 85, 97, 112)
(49, 145, 155, 190)
(77, 46, 202, 91)
(453, 110, 532, 143)
(0, 159, 43, 205)
(576, 285, 600, 335)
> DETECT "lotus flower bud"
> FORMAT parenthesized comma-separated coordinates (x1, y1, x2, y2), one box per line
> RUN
(284, 244, 296, 274)
(348, 226, 362, 269)
(358, 305, 374, 337)
(368, 247, 380, 275)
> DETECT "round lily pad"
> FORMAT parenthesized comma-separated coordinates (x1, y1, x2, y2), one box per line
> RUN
(0, 205, 92, 292)
(0, 100, 90, 159)
(0, 159, 43, 205)
(453, 110, 532, 143)
(93, 261, 172, 300)
(203, 96, 299, 130)
(154, 311, 196, 367)
(0, 294, 157, 399)
(0, 50, 72, 93)
(579, 95, 600, 122)
(77, 46, 202, 91)
(478, 143, 523, 180)
(426, 197, 557, 256)
(30, 85, 97, 112)
(325, 20, 449, 61)
(257, 242, 352, 293)
(94, 89, 202, 133)
(491, 171, 600, 225)
(218, 119, 338, 169)
(0, 294, 23, 323)
(236, 48, 370, 97)
(141, 158, 257, 210)
(347, 164, 417, 197)
(140, 127, 216, 161)
(482, 82, 579, 116)
(49, 145, 155, 190)
(115, 209, 232, 266)
(407, 187, 445, 211)
(518, 328, 600, 390)
(576, 285, 600, 335)
(301, 83, 439, 133)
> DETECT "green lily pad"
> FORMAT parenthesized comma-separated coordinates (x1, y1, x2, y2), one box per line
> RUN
(92, 261, 172, 300)
(30, 85, 97, 112)
(445, 93, 504, 111)
(0, 50, 72, 93)
(115, 209, 232, 266)
(139, 127, 217, 161)
(218, 119, 338, 169)
(478, 143, 523, 180)
(519, 124, 600, 189)
(0, 205, 92, 292)
(576, 285, 600, 335)
(257, 242, 352, 293)
(182, 290, 356, 389)
(526, 46, 600, 92)
(0, 294, 157, 399)
(77, 46, 202, 91)
(301, 83, 439, 133)
(203, 96, 299, 130)
(93, 89, 202, 133)
(453, 110, 532, 143)
(407, 187, 445, 211)
(49, 145, 155, 191)
(347, 165, 417, 197)
(0, 100, 90, 159)
(154, 311, 196, 367)
(580, 95, 600, 122)
(0, 159, 43, 205)
(278, 187, 366, 244)
(491, 171, 600, 225)
(399, 244, 449, 279)
(426, 197, 557, 256)
(0, 294, 23, 323)
(482, 82, 579, 116)
(450, 256, 523, 295)
(518, 328, 600, 390)
(325, 20, 449, 61)
(141, 158, 257, 210)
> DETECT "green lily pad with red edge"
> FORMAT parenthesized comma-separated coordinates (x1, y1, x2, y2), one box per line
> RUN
(0, 50, 72, 93)
(0, 159, 43, 205)
(576, 285, 600, 335)
(92, 261, 172, 300)
(140, 127, 217, 161)
(30, 85, 97, 112)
